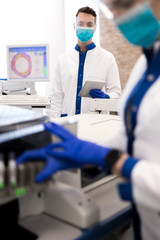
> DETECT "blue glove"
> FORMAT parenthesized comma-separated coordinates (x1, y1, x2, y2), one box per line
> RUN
(89, 89, 110, 99)
(44, 121, 111, 168)
(16, 148, 80, 182)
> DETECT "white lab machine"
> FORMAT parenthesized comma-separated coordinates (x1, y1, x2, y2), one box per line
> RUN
(0, 106, 130, 240)
(90, 98, 119, 113)
(52, 113, 121, 190)
(18, 113, 130, 240)
(0, 106, 103, 239)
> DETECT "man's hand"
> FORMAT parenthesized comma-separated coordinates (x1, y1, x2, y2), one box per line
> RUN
(89, 89, 110, 98)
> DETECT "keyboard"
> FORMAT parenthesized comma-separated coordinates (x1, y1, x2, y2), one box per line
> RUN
(0, 95, 51, 106)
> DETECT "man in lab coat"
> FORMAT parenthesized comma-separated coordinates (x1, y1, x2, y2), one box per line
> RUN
(49, 6, 121, 119)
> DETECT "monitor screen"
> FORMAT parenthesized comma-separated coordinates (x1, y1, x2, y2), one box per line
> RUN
(7, 44, 49, 82)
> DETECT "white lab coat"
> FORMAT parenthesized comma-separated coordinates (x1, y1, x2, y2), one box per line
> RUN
(49, 46, 121, 119)
(101, 46, 160, 239)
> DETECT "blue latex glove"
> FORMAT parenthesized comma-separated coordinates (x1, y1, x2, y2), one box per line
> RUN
(16, 148, 80, 182)
(89, 89, 110, 99)
(44, 121, 111, 168)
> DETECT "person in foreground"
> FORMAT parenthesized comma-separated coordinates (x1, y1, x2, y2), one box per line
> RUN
(17, 0, 160, 239)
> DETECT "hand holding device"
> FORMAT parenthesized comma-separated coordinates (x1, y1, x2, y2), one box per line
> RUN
(89, 89, 110, 99)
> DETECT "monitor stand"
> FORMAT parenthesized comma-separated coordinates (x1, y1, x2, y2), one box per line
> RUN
(26, 82, 37, 95)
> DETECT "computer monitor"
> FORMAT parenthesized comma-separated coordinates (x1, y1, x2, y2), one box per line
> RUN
(6, 44, 49, 83)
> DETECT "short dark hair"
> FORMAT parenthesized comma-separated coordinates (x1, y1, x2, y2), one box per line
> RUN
(76, 6, 97, 20)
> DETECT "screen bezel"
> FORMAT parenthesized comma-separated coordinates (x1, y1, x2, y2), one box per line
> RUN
(6, 43, 49, 82)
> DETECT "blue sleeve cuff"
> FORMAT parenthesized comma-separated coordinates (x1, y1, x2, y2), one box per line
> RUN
(118, 182, 133, 202)
(121, 157, 139, 179)
(105, 94, 110, 99)
(61, 114, 68, 117)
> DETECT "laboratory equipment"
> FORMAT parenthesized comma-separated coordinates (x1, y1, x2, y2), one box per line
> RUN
(7, 44, 49, 83)
(1, 44, 49, 96)
(52, 113, 121, 189)
(90, 98, 119, 112)
(0, 104, 52, 201)
(0, 105, 102, 240)
(0, 94, 50, 106)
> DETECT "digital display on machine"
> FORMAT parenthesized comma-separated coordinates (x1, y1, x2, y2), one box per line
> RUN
(7, 45, 49, 82)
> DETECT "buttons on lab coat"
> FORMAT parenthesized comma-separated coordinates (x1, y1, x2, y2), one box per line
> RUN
(147, 74, 155, 81)
(132, 106, 137, 112)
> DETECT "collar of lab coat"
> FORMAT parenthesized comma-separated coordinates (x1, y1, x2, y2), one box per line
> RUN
(143, 41, 160, 65)
(75, 42, 96, 52)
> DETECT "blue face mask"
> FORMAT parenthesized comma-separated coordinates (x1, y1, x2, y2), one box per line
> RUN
(76, 27, 94, 43)
(115, 3, 160, 48)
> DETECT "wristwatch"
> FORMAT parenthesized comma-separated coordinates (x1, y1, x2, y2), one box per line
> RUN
(105, 149, 123, 174)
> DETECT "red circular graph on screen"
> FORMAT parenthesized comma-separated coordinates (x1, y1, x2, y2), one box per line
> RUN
(11, 53, 32, 77)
